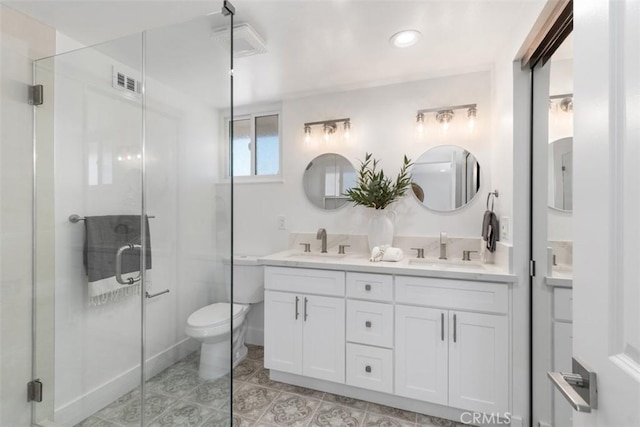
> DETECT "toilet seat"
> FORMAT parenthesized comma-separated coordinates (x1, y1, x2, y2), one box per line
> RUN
(185, 303, 248, 339)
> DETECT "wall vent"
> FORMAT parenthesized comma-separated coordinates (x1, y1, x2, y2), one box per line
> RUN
(112, 67, 141, 97)
(211, 23, 267, 58)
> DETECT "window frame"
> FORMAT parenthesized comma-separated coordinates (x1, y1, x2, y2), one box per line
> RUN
(225, 108, 283, 183)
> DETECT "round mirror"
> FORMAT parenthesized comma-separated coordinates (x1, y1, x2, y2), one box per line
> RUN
(411, 145, 481, 211)
(548, 137, 573, 212)
(303, 153, 356, 210)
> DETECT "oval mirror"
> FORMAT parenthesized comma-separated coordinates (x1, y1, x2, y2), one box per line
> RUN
(303, 153, 356, 210)
(411, 145, 481, 211)
(548, 137, 572, 212)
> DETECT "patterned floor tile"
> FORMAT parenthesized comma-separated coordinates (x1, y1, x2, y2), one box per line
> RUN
(73, 417, 121, 427)
(247, 367, 287, 390)
(259, 392, 321, 427)
(279, 384, 325, 400)
(310, 402, 364, 427)
(417, 414, 460, 426)
(148, 401, 213, 427)
(247, 344, 265, 361)
(199, 410, 230, 427)
(232, 384, 280, 420)
(172, 350, 201, 372)
(322, 393, 369, 410)
(366, 403, 418, 423)
(147, 367, 202, 398)
(183, 375, 230, 410)
(95, 391, 177, 427)
(362, 412, 416, 427)
(233, 358, 263, 382)
(233, 413, 256, 427)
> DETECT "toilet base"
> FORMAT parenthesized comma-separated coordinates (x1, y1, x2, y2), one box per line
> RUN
(198, 319, 249, 380)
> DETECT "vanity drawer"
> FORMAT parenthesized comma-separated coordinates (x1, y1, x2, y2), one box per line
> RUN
(264, 267, 345, 296)
(553, 288, 573, 322)
(395, 276, 508, 314)
(347, 300, 393, 348)
(346, 272, 393, 301)
(346, 343, 393, 393)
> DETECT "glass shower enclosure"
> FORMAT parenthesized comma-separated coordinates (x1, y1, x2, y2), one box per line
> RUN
(31, 4, 235, 426)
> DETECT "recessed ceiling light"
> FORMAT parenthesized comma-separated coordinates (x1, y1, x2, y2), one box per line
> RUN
(389, 30, 421, 48)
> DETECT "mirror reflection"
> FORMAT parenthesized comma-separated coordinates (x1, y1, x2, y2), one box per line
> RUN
(548, 137, 573, 212)
(303, 153, 356, 210)
(411, 145, 481, 212)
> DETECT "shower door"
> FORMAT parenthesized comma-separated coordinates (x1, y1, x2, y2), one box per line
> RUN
(32, 7, 234, 427)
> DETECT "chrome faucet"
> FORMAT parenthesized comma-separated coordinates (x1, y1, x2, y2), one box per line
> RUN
(317, 228, 328, 253)
(439, 232, 448, 260)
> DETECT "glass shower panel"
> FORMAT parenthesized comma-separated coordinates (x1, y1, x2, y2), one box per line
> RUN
(141, 12, 232, 425)
(33, 34, 145, 426)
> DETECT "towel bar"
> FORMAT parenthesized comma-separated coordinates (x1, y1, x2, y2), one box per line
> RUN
(69, 214, 155, 223)
(486, 190, 499, 211)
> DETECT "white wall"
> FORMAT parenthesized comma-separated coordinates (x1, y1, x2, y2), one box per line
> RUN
(0, 6, 55, 427)
(233, 71, 494, 257)
(45, 30, 227, 425)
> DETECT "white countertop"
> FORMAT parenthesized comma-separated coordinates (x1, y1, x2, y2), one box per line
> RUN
(259, 250, 517, 284)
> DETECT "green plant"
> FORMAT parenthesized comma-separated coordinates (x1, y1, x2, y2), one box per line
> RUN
(345, 152, 413, 210)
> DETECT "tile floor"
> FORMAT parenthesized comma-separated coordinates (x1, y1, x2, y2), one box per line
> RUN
(77, 345, 470, 427)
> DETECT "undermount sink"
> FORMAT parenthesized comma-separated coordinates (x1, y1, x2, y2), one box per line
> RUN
(287, 252, 347, 260)
(408, 258, 487, 270)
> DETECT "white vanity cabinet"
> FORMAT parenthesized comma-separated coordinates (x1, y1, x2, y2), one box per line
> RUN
(394, 276, 509, 414)
(263, 264, 512, 417)
(264, 267, 346, 384)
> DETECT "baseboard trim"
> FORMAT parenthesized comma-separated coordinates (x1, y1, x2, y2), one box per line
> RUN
(48, 338, 197, 427)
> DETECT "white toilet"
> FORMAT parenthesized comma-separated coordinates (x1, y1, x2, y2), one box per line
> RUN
(185, 255, 263, 380)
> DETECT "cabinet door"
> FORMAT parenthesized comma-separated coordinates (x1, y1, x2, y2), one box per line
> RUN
(302, 295, 345, 383)
(449, 311, 508, 414)
(264, 291, 303, 375)
(395, 305, 448, 405)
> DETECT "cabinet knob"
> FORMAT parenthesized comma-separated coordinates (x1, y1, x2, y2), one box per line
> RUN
(365, 284, 371, 291)
(365, 365, 372, 373)
(365, 321, 372, 328)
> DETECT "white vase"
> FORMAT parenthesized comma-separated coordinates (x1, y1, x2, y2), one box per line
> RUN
(368, 210, 395, 250)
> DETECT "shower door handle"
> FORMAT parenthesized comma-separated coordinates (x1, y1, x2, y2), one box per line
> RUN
(115, 244, 143, 285)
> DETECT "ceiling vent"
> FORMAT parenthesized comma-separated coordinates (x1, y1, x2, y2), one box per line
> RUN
(112, 67, 141, 98)
(212, 23, 267, 58)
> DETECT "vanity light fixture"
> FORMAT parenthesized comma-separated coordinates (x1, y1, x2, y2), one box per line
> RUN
(302, 118, 351, 144)
(415, 104, 478, 132)
(560, 97, 573, 112)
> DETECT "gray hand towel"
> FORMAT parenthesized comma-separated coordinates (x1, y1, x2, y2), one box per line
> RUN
(83, 215, 152, 282)
(481, 210, 499, 253)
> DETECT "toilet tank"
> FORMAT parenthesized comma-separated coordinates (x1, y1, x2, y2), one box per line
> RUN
(223, 255, 264, 304)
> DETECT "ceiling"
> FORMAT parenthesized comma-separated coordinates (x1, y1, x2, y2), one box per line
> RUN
(5, 0, 547, 107)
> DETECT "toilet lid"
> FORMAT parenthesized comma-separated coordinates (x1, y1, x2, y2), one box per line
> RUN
(187, 303, 246, 328)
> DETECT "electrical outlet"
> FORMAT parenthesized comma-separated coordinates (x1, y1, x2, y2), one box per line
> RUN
(277, 215, 287, 230)
(500, 216, 510, 240)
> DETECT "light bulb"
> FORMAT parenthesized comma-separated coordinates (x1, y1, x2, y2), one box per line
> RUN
(137, 153, 142, 159)
(117, 156, 123, 161)
(416, 113, 425, 133)
(443, 122, 450, 131)
(343, 120, 351, 140)
(126, 155, 132, 160)
(304, 125, 311, 144)
(467, 106, 477, 129)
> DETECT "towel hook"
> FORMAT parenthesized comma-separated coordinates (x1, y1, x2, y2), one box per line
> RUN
(487, 190, 499, 211)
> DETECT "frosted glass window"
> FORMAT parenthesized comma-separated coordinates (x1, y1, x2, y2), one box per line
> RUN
(229, 112, 280, 178)
(232, 118, 251, 176)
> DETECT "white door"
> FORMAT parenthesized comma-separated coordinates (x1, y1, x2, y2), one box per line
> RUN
(302, 295, 345, 383)
(395, 305, 448, 405)
(264, 291, 303, 375)
(569, 0, 640, 425)
(449, 311, 508, 414)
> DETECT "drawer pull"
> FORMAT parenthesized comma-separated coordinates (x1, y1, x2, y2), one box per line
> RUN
(441, 313, 444, 341)
(365, 321, 372, 328)
(295, 296, 299, 320)
(304, 297, 309, 321)
(365, 284, 372, 291)
(365, 365, 372, 373)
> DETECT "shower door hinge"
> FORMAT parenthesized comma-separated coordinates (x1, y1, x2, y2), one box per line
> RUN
(27, 379, 43, 402)
(28, 85, 44, 106)
(530, 260, 536, 277)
